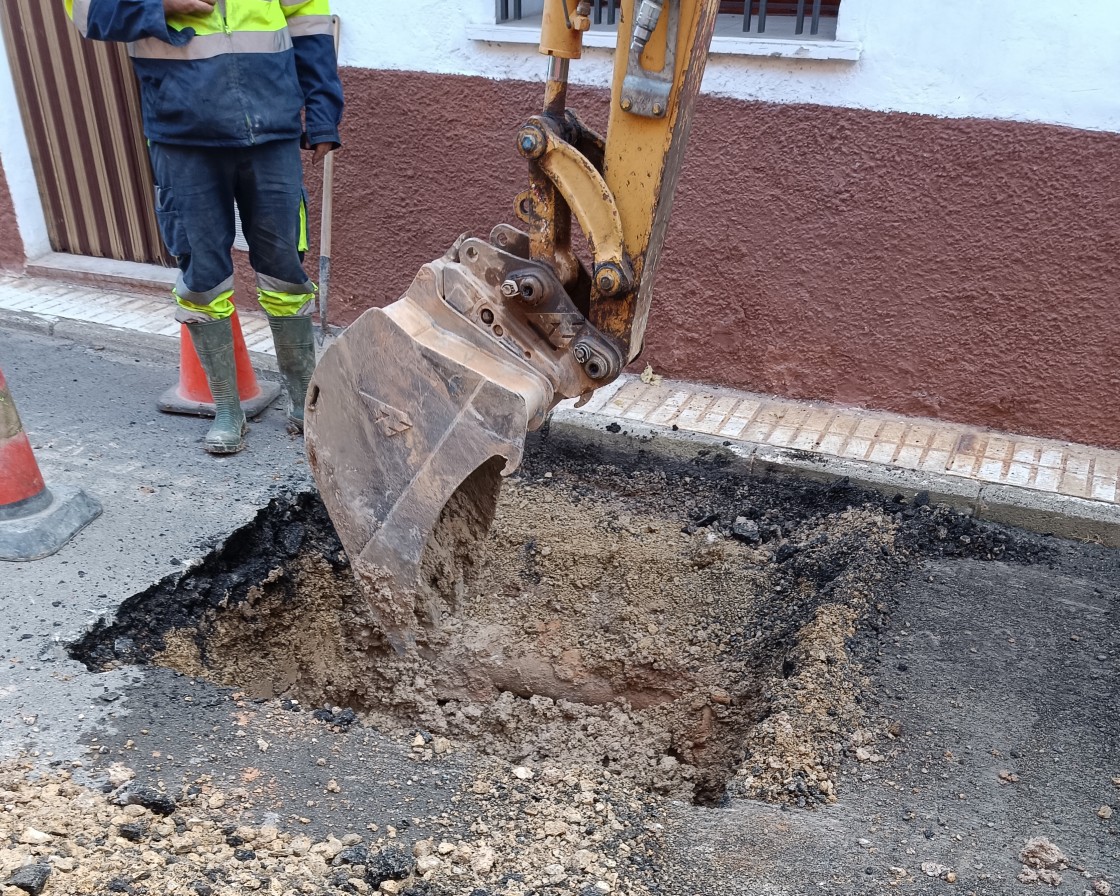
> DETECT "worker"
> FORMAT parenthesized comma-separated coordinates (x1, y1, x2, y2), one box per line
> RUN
(65, 0, 344, 454)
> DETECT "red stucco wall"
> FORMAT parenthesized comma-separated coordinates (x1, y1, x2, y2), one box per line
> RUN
(302, 68, 1120, 450)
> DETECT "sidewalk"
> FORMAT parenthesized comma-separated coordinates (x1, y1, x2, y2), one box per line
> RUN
(1, 266, 1117, 546)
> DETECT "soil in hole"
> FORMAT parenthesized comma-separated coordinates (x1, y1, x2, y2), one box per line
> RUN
(72, 433, 1046, 809)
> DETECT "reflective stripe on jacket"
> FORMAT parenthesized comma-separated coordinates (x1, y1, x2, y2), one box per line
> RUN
(65, 0, 343, 148)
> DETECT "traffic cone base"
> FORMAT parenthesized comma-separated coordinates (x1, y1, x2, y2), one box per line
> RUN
(158, 311, 280, 418)
(0, 367, 101, 561)
(0, 484, 102, 562)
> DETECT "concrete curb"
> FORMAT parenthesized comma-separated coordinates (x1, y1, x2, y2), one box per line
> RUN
(548, 406, 1120, 548)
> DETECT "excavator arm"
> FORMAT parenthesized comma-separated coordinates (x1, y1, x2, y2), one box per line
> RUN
(304, 0, 719, 650)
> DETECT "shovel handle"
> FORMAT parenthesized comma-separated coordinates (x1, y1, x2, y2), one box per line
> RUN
(318, 14, 341, 344)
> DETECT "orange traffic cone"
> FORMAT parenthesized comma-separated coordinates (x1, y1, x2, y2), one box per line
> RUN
(158, 310, 280, 417)
(0, 366, 101, 561)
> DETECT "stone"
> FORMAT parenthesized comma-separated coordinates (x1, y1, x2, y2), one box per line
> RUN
(7, 864, 51, 896)
(365, 845, 414, 887)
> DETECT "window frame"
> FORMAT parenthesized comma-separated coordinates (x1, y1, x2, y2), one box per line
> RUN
(472, 0, 861, 61)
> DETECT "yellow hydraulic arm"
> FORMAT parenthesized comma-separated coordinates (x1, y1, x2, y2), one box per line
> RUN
(526, 0, 719, 363)
(304, 0, 720, 650)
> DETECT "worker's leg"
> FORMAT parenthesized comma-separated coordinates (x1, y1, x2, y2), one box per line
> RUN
(148, 143, 246, 454)
(234, 139, 317, 431)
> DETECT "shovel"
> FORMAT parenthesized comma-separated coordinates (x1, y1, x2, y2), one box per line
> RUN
(317, 14, 341, 346)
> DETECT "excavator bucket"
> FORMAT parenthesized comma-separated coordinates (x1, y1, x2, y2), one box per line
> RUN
(306, 0, 721, 651)
(304, 239, 569, 652)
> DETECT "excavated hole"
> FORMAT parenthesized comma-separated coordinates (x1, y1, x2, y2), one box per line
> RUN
(71, 433, 1039, 808)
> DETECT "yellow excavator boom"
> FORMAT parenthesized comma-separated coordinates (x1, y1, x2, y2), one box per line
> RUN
(304, 0, 720, 651)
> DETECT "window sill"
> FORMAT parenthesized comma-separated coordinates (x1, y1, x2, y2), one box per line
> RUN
(465, 22, 862, 62)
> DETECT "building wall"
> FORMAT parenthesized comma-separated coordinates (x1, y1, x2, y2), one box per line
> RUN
(303, 0, 1120, 449)
(329, 0, 1120, 134)
(2, 1, 1119, 448)
(311, 68, 1120, 450)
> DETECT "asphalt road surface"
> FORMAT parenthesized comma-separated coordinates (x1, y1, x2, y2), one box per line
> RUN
(0, 324, 1116, 895)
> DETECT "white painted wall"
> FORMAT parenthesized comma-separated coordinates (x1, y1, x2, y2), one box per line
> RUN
(3, 1, 1117, 265)
(332, 0, 1120, 134)
(0, 17, 51, 262)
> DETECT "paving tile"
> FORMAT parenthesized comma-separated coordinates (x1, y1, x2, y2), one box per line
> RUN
(1060, 455, 1091, 498)
(853, 418, 881, 440)
(27, 296, 79, 316)
(803, 410, 834, 432)
(78, 307, 129, 325)
(920, 450, 951, 474)
(894, 445, 925, 468)
(931, 430, 959, 453)
(816, 433, 848, 456)
(0, 292, 37, 310)
(843, 437, 873, 461)
(877, 421, 907, 445)
(603, 379, 648, 415)
(240, 322, 272, 340)
(1065, 454, 1091, 477)
(1092, 453, 1120, 482)
(868, 441, 899, 465)
(675, 393, 717, 429)
(740, 404, 786, 443)
(619, 380, 659, 408)
(790, 429, 822, 451)
(775, 405, 814, 429)
(1038, 447, 1065, 469)
(948, 453, 980, 477)
(1060, 476, 1090, 499)
(18, 283, 72, 298)
(696, 394, 743, 435)
(576, 379, 626, 414)
(976, 459, 1008, 483)
(717, 398, 761, 439)
(113, 312, 164, 331)
(826, 414, 857, 437)
(1032, 467, 1061, 492)
(767, 425, 799, 448)
(983, 437, 1013, 463)
(902, 424, 936, 448)
(621, 391, 664, 421)
(245, 335, 275, 353)
(647, 389, 690, 426)
(1091, 477, 1118, 503)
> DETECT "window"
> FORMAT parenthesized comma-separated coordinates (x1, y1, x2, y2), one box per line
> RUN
(719, 1, 841, 37)
(476, 0, 859, 60)
(496, 1, 842, 40)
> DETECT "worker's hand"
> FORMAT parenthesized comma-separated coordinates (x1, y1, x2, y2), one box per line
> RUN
(309, 143, 336, 165)
(163, 0, 216, 16)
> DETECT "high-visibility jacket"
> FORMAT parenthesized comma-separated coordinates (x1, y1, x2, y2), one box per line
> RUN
(65, 0, 343, 149)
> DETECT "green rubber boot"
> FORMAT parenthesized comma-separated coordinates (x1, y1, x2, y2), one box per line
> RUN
(184, 316, 247, 454)
(268, 314, 317, 432)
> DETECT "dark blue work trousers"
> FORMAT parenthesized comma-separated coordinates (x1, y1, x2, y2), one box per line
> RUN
(149, 139, 313, 313)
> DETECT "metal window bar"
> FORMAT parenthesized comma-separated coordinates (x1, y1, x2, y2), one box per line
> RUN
(497, 1, 834, 35)
(744, 1, 825, 34)
(497, 0, 524, 22)
(591, 0, 618, 25)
